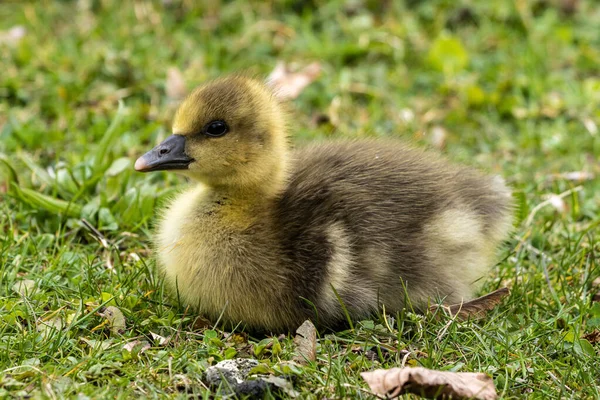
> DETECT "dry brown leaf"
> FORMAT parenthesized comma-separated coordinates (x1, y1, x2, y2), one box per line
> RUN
(292, 319, 317, 364)
(361, 366, 497, 400)
(430, 287, 510, 321)
(166, 67, 187, 101)
(191, 315, 212, 330)
(267, 61, 321, 100)
(583, 330, 600, 345)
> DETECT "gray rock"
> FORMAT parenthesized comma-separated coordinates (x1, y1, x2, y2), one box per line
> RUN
(205, 358, 259, 387)
(205, 359, 298, 397)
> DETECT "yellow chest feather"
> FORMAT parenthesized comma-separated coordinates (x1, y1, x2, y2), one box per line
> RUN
(156, 185, 223, 309)
(154, 185, 288, 327)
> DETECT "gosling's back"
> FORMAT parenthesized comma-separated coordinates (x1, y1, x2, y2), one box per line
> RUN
(271, 140, 512, 328)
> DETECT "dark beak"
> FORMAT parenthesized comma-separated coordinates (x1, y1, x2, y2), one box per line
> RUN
(134, 134, 194, 172)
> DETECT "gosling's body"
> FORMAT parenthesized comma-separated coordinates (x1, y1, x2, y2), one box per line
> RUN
(137, 76, 512, 331)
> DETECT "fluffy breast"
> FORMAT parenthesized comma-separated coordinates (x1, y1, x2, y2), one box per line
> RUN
(155, 185, 220, 310)
(155, 185, 299, 330)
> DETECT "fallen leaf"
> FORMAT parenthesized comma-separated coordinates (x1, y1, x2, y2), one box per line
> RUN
(166, 67, 187, 101)
(361, 366, 497, 400)
(122, 340, 151, 353)
(150, 331, 171, 346)
(191, 315, 212, 330)
(583, 330, 600, 345)
(98, 306, 126, 335)
(12, 279, 36, 296)
(37, 316, 63, 339)
(430, 287, 510, 321)
(292, 319, 317, 364)
(267, 61, 321, 100)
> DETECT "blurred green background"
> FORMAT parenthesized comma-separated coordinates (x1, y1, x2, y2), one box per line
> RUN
(1, 1, 599, 398)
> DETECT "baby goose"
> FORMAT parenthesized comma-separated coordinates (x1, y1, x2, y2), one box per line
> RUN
(135, 76, 513, 332)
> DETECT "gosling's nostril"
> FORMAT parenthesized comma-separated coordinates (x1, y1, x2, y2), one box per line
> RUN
(135, 134, 190, 173)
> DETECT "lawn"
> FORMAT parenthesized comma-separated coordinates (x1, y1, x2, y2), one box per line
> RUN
(1, 0, 599, 398)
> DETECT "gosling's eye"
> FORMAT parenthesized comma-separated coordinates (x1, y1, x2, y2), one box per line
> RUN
(204, 120, 229, 137)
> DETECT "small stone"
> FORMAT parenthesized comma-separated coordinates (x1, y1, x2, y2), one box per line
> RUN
(205, 358, 298, 397)
(234, 380, 269, 397)
(205, 358, 259, 387)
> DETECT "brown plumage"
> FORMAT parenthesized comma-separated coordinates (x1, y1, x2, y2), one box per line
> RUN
(135, 76, 513, 332)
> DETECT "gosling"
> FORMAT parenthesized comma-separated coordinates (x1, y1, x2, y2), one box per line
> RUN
(135, 76, 513, 332)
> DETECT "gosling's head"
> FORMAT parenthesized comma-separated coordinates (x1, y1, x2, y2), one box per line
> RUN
(135, 76, 288, 191)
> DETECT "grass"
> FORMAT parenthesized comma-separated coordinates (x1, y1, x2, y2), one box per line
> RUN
(1, 0, 599, 398)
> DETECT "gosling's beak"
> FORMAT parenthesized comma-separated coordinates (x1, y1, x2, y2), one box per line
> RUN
(135, 134, 194, 172)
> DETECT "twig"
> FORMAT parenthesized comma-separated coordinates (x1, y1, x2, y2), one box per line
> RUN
(547, 371, 572, 393)
(81, 218, 117, 272)
(80, 218, 111, 248)
(524, 186, 582, 226)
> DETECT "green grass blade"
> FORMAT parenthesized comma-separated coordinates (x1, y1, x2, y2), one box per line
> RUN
(94, 100, 126, 174)
(0, 153, 19, 185)
(11, 182, 82, 217)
